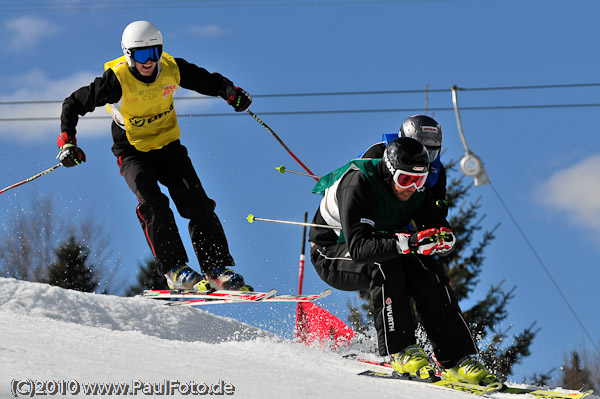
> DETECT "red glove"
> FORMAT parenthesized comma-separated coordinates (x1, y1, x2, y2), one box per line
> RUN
(435, 227, 456, 255)
(57, 132, 76, 148)
(396, 228, 440, 255)
(57, 132, 86, 167)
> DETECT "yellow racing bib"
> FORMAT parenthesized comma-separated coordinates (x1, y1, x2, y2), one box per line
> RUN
(104, 52, 181, 152)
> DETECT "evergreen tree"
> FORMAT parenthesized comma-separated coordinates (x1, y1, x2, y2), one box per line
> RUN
(559, 350, 599, 391)
(346, 291, 374, 336)
(46, 234, 99, 293)
(561, 352, 594, 390)
(0, 195, 62, 282)
(0, 193, 119, 293)
(530, 369, 555, 387)
(346, 160, 538, 381)
(125, 258, 168, 296)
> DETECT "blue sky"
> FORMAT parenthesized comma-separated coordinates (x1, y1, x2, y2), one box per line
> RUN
(0, 0, 598, 383)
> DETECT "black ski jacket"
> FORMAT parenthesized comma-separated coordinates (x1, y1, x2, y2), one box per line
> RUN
(309, 161, 450, 265)
(361, 141, 448, 217)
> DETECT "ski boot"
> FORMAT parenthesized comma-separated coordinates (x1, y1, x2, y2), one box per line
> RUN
(441, 356, 499, 385)
(164, 265, 211, 291)
(206, 267, 254, 292)
(391, 345, 438, 381)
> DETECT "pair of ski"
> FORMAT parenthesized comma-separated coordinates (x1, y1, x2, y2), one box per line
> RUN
(355, 358, 594, 399)
(139, 288, 332, 306)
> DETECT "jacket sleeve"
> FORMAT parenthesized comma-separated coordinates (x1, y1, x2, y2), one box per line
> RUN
(434, 163, 449, 217)
(60, 69, 122, 137)
(175, 57, 234, 100)
(412, 187, 451, 231)
(435, 163, 447, 199)
(337, 171, 401, 264)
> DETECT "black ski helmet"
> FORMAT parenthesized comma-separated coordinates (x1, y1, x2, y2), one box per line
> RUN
(383, 137, 429, 177)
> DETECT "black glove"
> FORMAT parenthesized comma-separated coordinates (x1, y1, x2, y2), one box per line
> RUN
(57, 132, 86, 167)
(396, 228, 440, 255)
(225, 86, 252, 112)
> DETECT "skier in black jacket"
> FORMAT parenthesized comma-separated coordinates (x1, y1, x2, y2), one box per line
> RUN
(58, 20, 253, 292)
(360, 114, 448, 218)
(309, 137, 496, 385)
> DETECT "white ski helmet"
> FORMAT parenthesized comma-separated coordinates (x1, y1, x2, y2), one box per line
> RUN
(121, 21, 163, 68)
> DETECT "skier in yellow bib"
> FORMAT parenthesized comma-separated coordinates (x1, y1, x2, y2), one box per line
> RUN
(58, 21, 253, 292)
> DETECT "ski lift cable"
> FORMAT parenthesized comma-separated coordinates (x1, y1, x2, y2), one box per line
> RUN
(451, 87, 599, 351)
(1, 81, 599, 106)
(488, 182, 599, 352)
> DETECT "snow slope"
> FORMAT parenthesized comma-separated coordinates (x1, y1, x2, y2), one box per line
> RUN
(0, 278, 596, 399)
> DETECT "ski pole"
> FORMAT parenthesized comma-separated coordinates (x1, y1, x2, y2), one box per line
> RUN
(298, 211, 308, 295)
(0, 163, 62, 195)
(276, 165, 321, 179)
(247, 214, 406, 235)
(295, 211, 307, 341)
(246, 109, 319, 182)
(247, 214, 339, 230)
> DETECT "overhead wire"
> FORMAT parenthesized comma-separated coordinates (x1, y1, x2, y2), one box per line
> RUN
(1, 82, 599, 106)
(488, 183, 600, 352)
(0, 0, 456, 12)
(1, 82, 599, 122)
(447, 86, 599, 350)
(2, 103, 600, 123)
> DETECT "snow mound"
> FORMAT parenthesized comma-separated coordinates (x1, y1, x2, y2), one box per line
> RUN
(0, 278, 596, 399)
(0, 277, 269, 343)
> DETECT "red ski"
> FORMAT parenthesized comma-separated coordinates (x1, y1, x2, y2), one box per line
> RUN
(139, 288, 277, 303)
(139, 288, 331, 306)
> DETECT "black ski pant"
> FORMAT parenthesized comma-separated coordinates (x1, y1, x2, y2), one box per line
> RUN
(310, 242, 477, 368)
(117, 141, 234, 275)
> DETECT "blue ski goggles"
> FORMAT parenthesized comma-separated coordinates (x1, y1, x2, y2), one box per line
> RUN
(132, 46, 162, 64)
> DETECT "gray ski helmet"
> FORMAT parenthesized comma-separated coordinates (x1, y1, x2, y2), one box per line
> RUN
(383, 137, 429, 175)
(399, 115, 443, 148)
